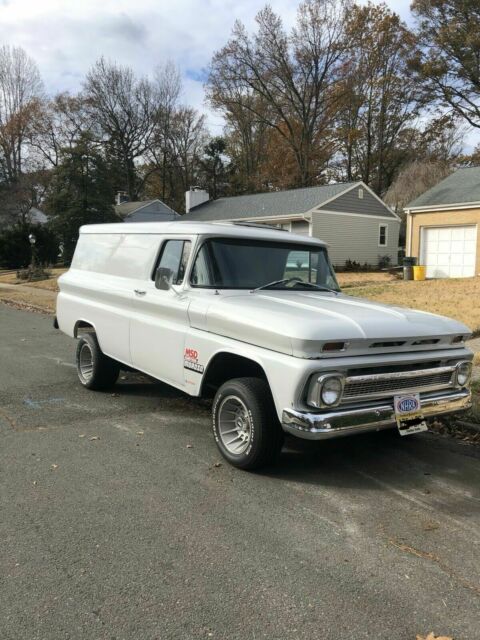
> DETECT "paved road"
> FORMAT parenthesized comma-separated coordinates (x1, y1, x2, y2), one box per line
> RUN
(1, 305, 479, 640)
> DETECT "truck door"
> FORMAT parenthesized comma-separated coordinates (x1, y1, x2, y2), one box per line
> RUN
(129, 238, 192, 388)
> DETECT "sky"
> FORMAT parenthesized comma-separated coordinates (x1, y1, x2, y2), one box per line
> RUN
(0, 0, 414, 133)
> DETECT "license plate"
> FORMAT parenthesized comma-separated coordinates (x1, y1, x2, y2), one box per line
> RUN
(394, 393, 428, 436)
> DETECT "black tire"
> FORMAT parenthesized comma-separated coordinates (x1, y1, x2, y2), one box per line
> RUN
(212, 377, 284, 470)
(75, 333, 120, 390)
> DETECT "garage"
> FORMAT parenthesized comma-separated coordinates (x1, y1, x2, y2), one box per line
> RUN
(406, 166, 480, 279)
(421, 225, 477, 278)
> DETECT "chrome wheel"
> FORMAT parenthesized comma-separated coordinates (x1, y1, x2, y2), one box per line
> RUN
(78, 342, 94, 383)
(218, 395, 252, 455)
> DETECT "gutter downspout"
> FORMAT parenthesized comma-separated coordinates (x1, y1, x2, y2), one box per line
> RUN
(405, 209, 412, 256)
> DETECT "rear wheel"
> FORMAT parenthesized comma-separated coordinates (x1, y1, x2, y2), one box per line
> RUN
(75, 333, 120, 390)
(212, 377, 284, 470)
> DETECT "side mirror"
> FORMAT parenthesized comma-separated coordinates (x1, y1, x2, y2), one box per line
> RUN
(155, 267, 174, 290)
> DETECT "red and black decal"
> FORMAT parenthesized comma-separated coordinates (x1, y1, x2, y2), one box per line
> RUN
(184, 348, 204, 374)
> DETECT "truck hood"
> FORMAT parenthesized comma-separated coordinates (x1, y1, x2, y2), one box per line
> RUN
(196, 290, 471, 358)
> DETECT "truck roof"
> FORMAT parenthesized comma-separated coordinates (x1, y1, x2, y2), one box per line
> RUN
(79, 220, 327, 247)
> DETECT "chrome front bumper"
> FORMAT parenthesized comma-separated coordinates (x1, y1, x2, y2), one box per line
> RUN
(282, 389, 472, 440)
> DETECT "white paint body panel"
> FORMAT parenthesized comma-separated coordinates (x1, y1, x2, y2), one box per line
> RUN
(421, 225, 477, 278)
(57, 222, 472, 421)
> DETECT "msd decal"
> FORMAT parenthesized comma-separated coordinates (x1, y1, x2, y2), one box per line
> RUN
(184, 347, 204, 374)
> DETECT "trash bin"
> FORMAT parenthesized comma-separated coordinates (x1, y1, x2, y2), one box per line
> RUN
(403, 256, 417, 281)
(413, 265, 426, 281)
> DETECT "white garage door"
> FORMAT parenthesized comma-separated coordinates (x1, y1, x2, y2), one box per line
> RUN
(421, 225, 477, 278)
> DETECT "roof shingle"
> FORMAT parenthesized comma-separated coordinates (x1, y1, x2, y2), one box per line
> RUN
(182, 182, 360, 221)
(406, 166, 480, 209)
(115, 199, 178, 218)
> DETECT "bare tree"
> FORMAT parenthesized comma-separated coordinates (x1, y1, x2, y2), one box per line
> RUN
(207, 0, 349, 187)
(153, 61, 182, 200)
(169, 107, 208, 192)
(84, 57, 157, 200)
(385, 161, 453, 214)
(411, 0, 480, 129)
(384, 114, 463, 212)
(26, 92, 93, 169)
(0, 45, 43, 185)
(335, 3, 420, 194)
(220, 91, 270, 192)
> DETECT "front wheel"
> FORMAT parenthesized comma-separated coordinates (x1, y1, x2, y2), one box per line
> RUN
(76, 333, 120, 390)
(212, 377, 284, 470)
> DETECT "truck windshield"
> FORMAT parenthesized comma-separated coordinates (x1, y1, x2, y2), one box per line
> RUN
(190, 238, 340, 291)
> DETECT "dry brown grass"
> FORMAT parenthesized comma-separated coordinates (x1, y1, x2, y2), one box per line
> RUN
(346, 276, 480, 335)
(336, 271, 397, 288)
(0, 286, 56, 313)
(0, 268, 66, 291)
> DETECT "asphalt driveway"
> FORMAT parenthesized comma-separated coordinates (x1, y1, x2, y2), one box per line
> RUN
(1, 304, 479, 640)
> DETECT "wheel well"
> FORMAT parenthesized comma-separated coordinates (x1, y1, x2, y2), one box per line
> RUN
(200, 352, 268, 398)
(74, 320, 96, 338)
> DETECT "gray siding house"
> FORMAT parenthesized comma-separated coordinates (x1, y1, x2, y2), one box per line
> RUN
(115, 199, 179, 223)
(183, 182, 400, 267)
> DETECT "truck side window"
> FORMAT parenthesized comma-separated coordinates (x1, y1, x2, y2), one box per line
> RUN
(155, 240, 191, 285)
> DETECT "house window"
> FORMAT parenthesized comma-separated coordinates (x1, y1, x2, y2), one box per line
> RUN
(379, 224, 387, 247)
(358, 188, 364, 199)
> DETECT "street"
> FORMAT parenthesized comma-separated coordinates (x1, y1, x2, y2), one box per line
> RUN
(1, 304, 479, 640)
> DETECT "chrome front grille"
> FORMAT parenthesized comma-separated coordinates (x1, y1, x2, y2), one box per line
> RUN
(342, 366, 456, 403)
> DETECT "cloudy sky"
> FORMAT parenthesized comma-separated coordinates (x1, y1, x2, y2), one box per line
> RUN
(0, 0, 414, 132)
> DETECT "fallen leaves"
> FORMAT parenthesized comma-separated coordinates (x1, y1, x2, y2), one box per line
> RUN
(430, 418, 480, 445)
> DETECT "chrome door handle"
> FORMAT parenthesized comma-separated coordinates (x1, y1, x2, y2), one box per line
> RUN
(134, 289, 146, 296)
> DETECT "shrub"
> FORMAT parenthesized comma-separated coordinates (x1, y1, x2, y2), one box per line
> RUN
(377, 255, 391, 269)
(16, 267, 52, 281)
(338, 259, 374, 272)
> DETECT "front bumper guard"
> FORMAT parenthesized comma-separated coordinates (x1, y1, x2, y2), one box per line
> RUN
(282, 389, 472, 440)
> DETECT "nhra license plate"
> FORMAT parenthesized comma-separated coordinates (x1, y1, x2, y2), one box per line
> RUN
(394, 393, 428, 436)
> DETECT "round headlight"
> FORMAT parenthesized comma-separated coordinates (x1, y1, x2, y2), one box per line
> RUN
(456, 362, 472, 387)
(321, 376, 343, 406)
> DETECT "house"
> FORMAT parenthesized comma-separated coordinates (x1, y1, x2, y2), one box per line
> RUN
(115, 196, 179, 223)
(405, 166, 480, 278)
(182, 183, 400, 268)
(29, 207, 48, 225)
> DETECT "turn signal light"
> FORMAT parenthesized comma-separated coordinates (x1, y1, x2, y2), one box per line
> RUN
(322, 342, 346, 352)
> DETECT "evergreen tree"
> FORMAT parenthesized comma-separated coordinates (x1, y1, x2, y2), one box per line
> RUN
(45, 136, 118, 262)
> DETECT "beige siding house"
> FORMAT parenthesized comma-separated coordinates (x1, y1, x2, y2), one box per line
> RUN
(405, 167, 480, 278)
(182, 182, 400, 268)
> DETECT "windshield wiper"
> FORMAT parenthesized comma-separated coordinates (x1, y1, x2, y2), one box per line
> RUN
(250, 278, 291, 293)
(250, 277, 339, 294)
(291, 281, 339, 295)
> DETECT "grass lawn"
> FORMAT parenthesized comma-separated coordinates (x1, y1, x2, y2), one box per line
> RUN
(0, 267, 67, 291)
(338, 272, 480, 337)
